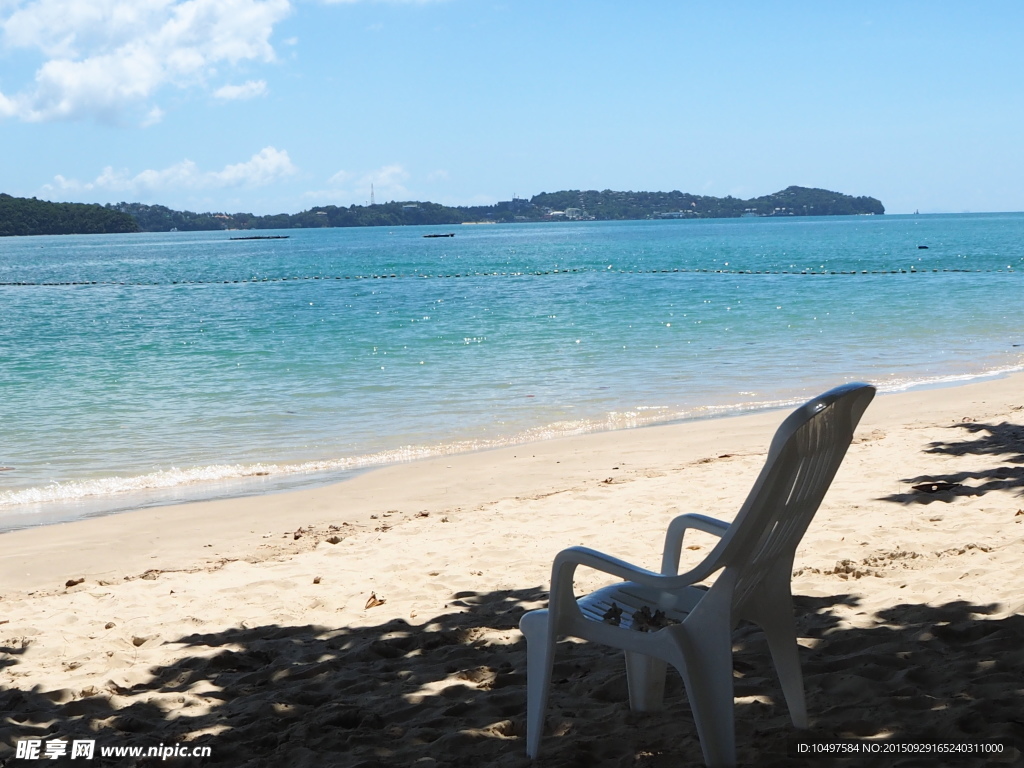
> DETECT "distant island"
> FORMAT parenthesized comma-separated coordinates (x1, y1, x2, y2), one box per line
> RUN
(0, 186, 883, 237)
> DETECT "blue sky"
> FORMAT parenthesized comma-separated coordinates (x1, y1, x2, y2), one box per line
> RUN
(1, 1, 1022, 215)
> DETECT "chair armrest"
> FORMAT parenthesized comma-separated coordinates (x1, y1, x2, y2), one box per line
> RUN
(553, 546, 662, 589)
(549, 544, 722, 612)
(661, 513, 730, 575)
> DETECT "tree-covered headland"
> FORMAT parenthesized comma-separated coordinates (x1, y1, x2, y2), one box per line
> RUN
(0, 186, 883, 236)
(530, 186, 885, 220)
(110, 186, 883, 231)
(0, 194, 139, 237)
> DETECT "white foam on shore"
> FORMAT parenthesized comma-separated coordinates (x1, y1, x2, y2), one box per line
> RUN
(0, 403, 772, 512)
(873, 362, 1024, 393)
(2, 363, 1021, 519)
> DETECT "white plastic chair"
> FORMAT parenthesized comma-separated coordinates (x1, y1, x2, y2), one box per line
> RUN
(519, 383, 875, 768)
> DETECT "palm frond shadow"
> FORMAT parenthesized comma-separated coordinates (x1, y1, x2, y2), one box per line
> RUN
(1, 590, 1022, 767)
(882, 420, 1024, 504)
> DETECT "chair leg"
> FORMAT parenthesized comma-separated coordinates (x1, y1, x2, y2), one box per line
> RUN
(519, 609, 555, 758)
(676, 627, 737, 768)
(624, 651, 667, 712)
(759, 608, 807, 728)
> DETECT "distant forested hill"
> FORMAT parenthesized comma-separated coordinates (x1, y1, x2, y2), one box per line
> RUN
(107, 186, 882, 232)
(0, 186, 883, 237)
(0, 194, 139, 237)
(530, 186, 885, 219)
(108, 200, 476, 231)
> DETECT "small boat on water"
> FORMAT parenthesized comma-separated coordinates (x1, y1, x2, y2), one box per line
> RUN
(423, 233, 455, 238)
(230, 235, 290, 240)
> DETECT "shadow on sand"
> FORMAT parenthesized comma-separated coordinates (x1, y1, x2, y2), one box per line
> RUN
(1, 586, 1022, 767)
(882, 420, 1024, 505)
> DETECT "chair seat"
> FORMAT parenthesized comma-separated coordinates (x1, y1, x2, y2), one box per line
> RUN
(578, 582, 708, 632)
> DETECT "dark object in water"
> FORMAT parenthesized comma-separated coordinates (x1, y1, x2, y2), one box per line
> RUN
(230, 235, 290, 240)
(423, 233, 455, 238)
(917, 245, 929, 249)
(911, 480, 961, 494)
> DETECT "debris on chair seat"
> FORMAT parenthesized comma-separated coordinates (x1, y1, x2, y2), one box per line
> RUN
(630, 606, 676, 632)
(911, 480, 961, 494)
(631, 606, 653, 631)
(602, 602, 623, 626)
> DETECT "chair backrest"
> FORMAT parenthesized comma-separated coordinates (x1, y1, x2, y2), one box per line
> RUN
(708, 383, 875, 615)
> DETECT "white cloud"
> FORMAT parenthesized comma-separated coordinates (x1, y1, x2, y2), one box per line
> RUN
(45, 146, 297, 195)
(326, 169, 354, 186)
(214, 79, 267, 100)
(320, 0, 445, 4)
(0, 90, 17, 118)
(215, 146, 296, 186)
(141, 105, 165, 126)
(309, 163, 410, 203)
(363, 163, 409, 196)
(0, 0, 290, 122)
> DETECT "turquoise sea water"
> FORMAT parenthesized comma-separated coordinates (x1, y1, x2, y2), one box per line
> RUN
(2, 214, 1022, 529)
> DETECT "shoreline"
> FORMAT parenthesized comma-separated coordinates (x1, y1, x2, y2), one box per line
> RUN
(3, 364, 1022, 535)
(1, 370, 1022, 596)
(2, 373, 1023, 764)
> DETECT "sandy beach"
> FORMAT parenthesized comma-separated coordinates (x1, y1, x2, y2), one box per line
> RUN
(2, 375, 1023, 766)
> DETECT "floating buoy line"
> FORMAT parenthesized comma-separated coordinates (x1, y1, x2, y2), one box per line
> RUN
(0, 266, 1015, 287)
